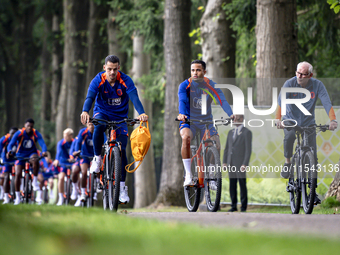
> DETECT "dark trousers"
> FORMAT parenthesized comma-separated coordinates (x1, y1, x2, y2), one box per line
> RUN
(229, 177, 247, 211)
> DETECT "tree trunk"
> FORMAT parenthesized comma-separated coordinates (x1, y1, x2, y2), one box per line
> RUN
(107, 9, 127, 70)
(40, 11, 52, 136)
(51, 8, 63, 125)
(325, 160, 340, 201)
(18, 1, 38, 121)
(131, 35, 157, 208)
(153, 0, 192, 207)
(86, 1, 107, 99)
(56, 0, 89, 140)
(200, 0, 236, 102)
(256, 0, 298, 105)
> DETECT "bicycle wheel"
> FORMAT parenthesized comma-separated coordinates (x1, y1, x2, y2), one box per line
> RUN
(66, 177, 72, 205)
(184, 157, 201, 212)
(301, 151, 317, 214)
(289, 155, 301, 214)
(89, 173, 95, 207)
(43, 187, 49, 204)
(204, 146, 222, 212)
(10, 176, 15, 202)
(108, 147, 121, 211)
(24, 173, 31, 204)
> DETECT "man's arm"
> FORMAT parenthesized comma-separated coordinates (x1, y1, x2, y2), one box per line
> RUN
(214, 87, 233, 117)
(7, 131, 20, 155)
(317, 82, 337, 130)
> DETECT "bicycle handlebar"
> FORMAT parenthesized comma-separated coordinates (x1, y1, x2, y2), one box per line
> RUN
(90, 117, 140, 126)
(286, 124, 329, 133)
(175, 117, 233, 126)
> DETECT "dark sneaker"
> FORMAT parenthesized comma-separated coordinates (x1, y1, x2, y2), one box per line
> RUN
(280, 163, 292, 179)
(314, 194, 321, 205)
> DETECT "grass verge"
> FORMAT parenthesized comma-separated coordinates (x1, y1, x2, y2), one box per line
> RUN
(1, 204, 340, 255)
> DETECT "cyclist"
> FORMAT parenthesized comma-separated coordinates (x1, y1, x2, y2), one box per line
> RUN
(7, 119, 47, 205)
(177, 60, 233, 186)
(80, 55, 148, 204)
(70, 135, 81, 205)
(0, 127, 18, 204)
(53, 128, 74, 206)
(276, 61, 337, 203)
(37, 152, 58, 202)
(72, 122, 95, 204)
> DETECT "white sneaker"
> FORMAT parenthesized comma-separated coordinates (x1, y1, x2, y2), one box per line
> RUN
(71, 187, 78, 200)
(74, 196, 81, 207)
(90, 156, 102, 174)
(32, 181, 40, 191)
(80, 193, 86, 202)
(2, 195, 10, 204)
(119, 186, 130, 204)
(93, 192, 98, 201)
(183, 175, 194, 187)
(56, 198, 63, 206)
(36, 190, 42, 204)
(14, 198, 21, 205)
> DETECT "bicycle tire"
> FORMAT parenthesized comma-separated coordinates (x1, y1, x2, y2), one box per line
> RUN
(43, 187, 49, 204)
(204, 146, 222, 212)
(184, 156, 201, 212)
(24, 173, 31, 204)
(89, 173, 95, 207)
(301, 151, 317, 214)
(289, 155, 301, 214)
(10, 177, 15, 202)
(108, 146, 121, 211)
(102, 161, 109, 210)
(65, 177, 71, 205)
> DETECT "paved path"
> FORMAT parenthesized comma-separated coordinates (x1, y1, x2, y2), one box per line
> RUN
(128, 212, 340, 238)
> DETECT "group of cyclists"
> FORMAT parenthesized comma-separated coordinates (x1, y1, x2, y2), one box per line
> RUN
(0, 56, 338, 210)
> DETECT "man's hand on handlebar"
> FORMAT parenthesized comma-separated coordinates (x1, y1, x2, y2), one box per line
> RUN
(329, 120, 338, 131)
(276, 119, 284, 129)
(177, 114, 187, 122)
(80, 111, 90, 125)
(137, 113, 148, 122)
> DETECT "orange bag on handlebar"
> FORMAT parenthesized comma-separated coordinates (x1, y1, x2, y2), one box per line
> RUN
(125, 121, 151, 173)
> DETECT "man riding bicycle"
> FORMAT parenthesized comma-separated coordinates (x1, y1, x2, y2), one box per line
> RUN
(7, 119, 48, 205)
(0, 127, 18, 204)
(80, 55, 148, 204)
(54, 128, 74, 206)
(71, 122, 95, 205)
(177, 60, 233, 186)
(276, 61, 337, 202)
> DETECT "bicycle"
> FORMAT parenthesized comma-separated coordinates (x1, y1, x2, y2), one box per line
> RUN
(0, 162, 15, 203)
(176, 117, 232, 212)
(90, 117, 139, 211)
(14, 156, 43, 204)
(77, 155, 94, 208)
(285, 124, 329, 214)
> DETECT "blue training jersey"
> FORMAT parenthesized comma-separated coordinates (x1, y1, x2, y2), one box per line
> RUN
(55, 138, 73, 165)
(83, 71, 139, 120)
(0, 134, 16, 163)
(75, 128, 94, 157)
(276, 77, 336, 126)
(178, 77, 233, 120)
(7, 128, 47, 157)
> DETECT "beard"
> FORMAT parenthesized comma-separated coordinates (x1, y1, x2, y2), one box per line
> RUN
(192, 77, 204, 83)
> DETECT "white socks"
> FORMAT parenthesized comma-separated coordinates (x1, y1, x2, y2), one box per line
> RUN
(120, 181, 125, 187)
(182, 159, 191, 176)
(81, 188, 85, 195)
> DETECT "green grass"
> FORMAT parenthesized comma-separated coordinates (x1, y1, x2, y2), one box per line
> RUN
(1, 205, 340, 255)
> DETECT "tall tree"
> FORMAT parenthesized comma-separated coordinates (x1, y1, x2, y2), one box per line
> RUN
(154, 0, 192, 206)
(131, 35, 157, 208)
(201, 0, 236, 78)
(56, 0, 89, 140)
(86, 0, 107, 97)
(256, 0, 298, 105)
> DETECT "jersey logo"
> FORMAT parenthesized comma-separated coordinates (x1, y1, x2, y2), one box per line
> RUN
(104, 91, 109, 93)
(193, 97, 202, 109)
(87, 139, 93, 147)
(23, 140, 33, 149)
(116, 89, 123, 96)
(311, 91, 315, 99)
(108, 98, 121, 106)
